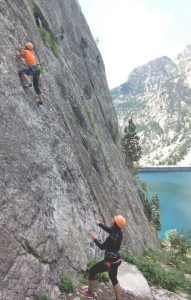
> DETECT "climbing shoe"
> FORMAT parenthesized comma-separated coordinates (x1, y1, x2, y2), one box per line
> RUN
(23, 84, 32, 88)
(79, 289, 94, 298)
(37, 100, 43, 106)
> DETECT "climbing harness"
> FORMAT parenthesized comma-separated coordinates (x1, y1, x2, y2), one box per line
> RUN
(105, 251, 121, 260)
(105, 250, 121, 271)
(105, 258, 122, 270)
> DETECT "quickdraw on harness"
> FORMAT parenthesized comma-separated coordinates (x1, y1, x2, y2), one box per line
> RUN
(105, 258, 122, 270)
(36, 62, 44, 72)
(105, 251, 122, 270)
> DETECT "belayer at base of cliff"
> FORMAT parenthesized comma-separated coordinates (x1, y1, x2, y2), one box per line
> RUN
(15, 42, 43, 106)
(80, 215, 127, 300)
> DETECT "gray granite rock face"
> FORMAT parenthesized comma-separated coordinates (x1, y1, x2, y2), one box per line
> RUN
(0, 0, 158, 299)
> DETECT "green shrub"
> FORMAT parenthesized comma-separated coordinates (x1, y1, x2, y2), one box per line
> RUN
(122, 248, 191, 293)
(38, 26, 49, 44)
(143, 249, 172, 264)
(162, 271, 185, 292)
(38, 26, 59, 58)
(164, 230, 191, 258)
(136, 258, 164, 285)
(177, 259, 191, 274)
(87, 258, 109, 283)
(136, 257, 185, 292)
(82, 100, 95, 131)
(36, 295, 51, 300)
(29, 2, 36, 13)
(59, 276, 75, 293)
(122, 249, 137, 264)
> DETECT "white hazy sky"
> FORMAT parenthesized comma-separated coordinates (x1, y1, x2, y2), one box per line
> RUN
(78, 0, 191, 88)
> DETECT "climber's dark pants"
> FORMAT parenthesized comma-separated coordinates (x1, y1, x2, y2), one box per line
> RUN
(18, 65, 42, 95)
(32, 66, 41, 95)
(88, 259, 121, 286)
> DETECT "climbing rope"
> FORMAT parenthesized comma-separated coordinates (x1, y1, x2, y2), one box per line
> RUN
(95, 225, 101, 260)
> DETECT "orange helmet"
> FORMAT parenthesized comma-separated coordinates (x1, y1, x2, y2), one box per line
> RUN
(25, 42, 33, 50)
(114, 215, 127, 229)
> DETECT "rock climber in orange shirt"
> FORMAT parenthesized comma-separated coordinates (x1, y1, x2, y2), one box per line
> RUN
(15, 42, 43, 105)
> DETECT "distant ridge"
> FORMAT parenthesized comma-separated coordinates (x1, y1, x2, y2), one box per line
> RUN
(112, 47, 191, 166)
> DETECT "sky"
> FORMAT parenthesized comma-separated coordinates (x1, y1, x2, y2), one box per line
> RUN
(78, 0, 191, 88)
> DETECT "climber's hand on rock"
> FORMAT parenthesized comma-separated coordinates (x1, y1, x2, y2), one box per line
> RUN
(92, 233, 97, 240)
(96, 220, 101, 225)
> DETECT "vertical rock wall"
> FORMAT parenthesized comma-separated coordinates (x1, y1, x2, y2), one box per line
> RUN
(0, 0, 158, 299)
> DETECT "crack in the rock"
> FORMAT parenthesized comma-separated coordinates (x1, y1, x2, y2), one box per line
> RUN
(11, 232, 56, 265)
(64, 254, 83, 273)
(21, 239, 57, 265)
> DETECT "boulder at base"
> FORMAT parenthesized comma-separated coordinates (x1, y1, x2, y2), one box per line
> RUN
(118, 261, 152, 300)
(151, 287, 189, 300)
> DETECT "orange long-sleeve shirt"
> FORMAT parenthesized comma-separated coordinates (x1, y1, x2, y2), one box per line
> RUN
(20, 49, 36, 66)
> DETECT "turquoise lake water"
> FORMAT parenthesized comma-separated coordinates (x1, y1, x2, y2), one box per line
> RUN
(138, 171, 191, 238)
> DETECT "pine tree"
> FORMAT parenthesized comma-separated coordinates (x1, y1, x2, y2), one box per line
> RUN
(140, 181, 152, 221)
(150, 193, 161, 231)
(150, 193, 160, 211)
(121, 118, 141, 169)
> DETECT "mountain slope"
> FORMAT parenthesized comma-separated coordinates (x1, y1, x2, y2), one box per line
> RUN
(112, 47, 191, 166)
(0, 0, 158, 299)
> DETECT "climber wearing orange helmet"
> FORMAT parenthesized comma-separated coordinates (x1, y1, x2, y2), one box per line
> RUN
(80, 215, 127, 300)
(15, 42, 43, 105)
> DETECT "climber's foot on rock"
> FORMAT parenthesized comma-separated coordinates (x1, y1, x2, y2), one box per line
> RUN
(79, 289, 94, 298)
(23, 84, 32, 88)
(37, 100, 43, 106)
